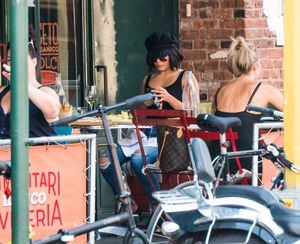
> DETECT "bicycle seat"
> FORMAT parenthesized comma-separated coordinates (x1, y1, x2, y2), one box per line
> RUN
(197, 114, 241, 134)
(215, 185, 300, 236)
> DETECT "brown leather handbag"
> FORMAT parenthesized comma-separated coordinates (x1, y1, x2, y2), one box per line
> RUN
(156, 126, 191, 173)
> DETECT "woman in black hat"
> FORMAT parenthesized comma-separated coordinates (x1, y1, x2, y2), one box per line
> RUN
(142, 31, 199, 184)
(143, 31, 192, 110)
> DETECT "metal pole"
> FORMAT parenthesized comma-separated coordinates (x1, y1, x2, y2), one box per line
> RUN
(34, 0, 41, 82)
(284, 0, 300, 188)
(10, 0, 29, 243)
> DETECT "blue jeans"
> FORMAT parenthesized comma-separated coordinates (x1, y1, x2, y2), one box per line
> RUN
(99, 144, 159, 204)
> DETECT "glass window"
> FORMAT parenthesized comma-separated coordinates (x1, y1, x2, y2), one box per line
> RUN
(38, 0, 83, 107)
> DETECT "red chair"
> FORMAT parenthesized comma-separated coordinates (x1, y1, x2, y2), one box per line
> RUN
(127, 109, 239, 211)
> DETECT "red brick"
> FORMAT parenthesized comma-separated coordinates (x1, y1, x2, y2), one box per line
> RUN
(203, 20, 218, 28)
(181, 61, 194, 71)
(195, 60, 219, 70)
(205, 40, 220, 49)
(254, 39, 275, 48)
(194, 40, 206, 49)
(264, 29, 277, 38)
(220, 19, 245, 28)
(260, 69, 271, 79)
(235, 29, 246, 37)
(260, 60, 274, 69)
(181, 29, 206, 40)
(219, 60, 228, 70)
(244, 28, 266, 38)
(181, 40, 193, 49)
(194, 0, 219, 9)
(254, 0, 264, 8)
(245, 9, 263, 18)
(243, 1, 255, 8)
(207, 29, 235, 39)
(213, 71, 233, 81)
(236, 0, 245, 8)
(192, 19, 204, 29)
(213, 8, 233, 18)
(220, 0, 238, 8)
(271, 69, 281, 80)
(244, 18, 267, 28)
(199, 10, 209, 19)
(182, 50, 207, 60)
(274, 60, 283, 69)
(258, 48, 284, 59)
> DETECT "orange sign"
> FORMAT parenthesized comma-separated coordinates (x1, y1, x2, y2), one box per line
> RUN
(40, 70, 57, 85)
(0, 143, 87, 243)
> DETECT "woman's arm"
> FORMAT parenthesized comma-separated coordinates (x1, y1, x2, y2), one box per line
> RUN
(28, 85, 60, 122)
(266, 85, 284, 111)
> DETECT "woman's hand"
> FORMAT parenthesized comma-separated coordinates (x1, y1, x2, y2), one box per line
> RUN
(151, 86, 183, 110)
(151, 87, 171, 103)
(2, 64, 11, 81)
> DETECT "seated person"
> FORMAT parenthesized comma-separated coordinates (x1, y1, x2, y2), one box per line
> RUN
(211, 36, 283, 174)
(1, 27, 60, 139)
(99, 127, 159, 212)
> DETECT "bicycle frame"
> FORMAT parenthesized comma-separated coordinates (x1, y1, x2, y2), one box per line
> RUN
(33, 93, 153, 244)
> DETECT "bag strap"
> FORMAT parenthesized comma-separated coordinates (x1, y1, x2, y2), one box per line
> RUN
(156, 130, 170, 168)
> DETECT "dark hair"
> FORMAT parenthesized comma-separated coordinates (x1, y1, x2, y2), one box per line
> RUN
(6, 26, 41, 80)
(7, 25, 39, 59)
(28, 25, 39, 60)
(146, 47, 183, 70)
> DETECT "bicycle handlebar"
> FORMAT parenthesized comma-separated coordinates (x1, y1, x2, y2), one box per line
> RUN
(125, 92, 154, 108)
(51, 92, 155, 127)
(246, 105, 284, 119)
(0, 161, 11, 179)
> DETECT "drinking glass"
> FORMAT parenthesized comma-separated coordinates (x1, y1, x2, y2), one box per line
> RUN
(85, 85, 97, 111)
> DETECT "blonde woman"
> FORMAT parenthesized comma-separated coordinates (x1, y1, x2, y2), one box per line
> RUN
(213, 36, 283, 173)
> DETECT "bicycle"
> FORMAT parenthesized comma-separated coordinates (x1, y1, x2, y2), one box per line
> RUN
(28, 93, 155, 244)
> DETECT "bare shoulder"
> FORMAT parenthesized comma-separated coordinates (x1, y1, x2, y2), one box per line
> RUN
(259, 83, 282, 95)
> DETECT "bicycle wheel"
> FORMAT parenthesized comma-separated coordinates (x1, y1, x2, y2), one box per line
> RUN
(123, 228, 149, 244)
(146, 181, 195, 243)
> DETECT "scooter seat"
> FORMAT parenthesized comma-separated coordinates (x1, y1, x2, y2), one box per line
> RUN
(216, 185, 300, 236)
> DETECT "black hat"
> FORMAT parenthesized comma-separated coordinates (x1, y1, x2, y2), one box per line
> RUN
(145, 32, 179, 59)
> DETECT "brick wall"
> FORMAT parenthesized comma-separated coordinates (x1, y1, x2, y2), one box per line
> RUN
(179, 0, 284, 102)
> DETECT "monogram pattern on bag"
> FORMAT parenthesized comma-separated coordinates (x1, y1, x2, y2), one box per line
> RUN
(156, 126, 190, 173)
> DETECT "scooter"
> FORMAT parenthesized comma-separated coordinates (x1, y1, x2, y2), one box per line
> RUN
(152, 114, 300, 244)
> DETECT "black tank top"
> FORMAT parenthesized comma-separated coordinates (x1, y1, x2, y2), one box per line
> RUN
(144, 71, 185, 110)
(213, 82, 262, 172)
(0, 85, 56, 139)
